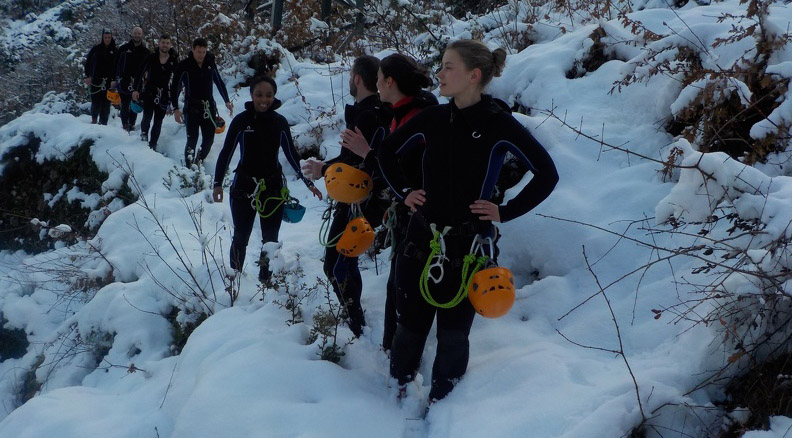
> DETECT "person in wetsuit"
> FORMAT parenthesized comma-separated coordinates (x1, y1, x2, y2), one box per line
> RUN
(115, 26, 149, 132)
(171, 37, 234, 166)
(213, 75, 322, 282)
(84, 29, 117, 125)
(301, 56, 392, 338)
(338, 53, 437, 352)
(377, 40, 559, 402)
(133, 34, 178, 149)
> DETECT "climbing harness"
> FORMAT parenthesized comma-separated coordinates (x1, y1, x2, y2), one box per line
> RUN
(319, 200, 363, 247)
(199, 100, 225, 133)
(249, 177, 290, 218)
(202, 100, 214, 123)
(418, 226, 493, 309)
(88, 78, 107, 95)
(319, 201, 340, 247)
(382, 202, 399, 259)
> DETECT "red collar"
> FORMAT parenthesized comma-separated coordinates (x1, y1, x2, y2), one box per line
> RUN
(392, 96, 415, 108)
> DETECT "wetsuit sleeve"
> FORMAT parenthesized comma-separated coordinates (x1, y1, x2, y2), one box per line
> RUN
(213, 115, 244, 188)
(491, 117, 559, 222)
(171, 64, 186, 110)
(376, 109, 433, 201)
(135, 57, 150, 93)
(361, 127, 387, 176)
(84, 47, 97, 78)
(211, 60, 231, 104)
(115, 49, 127, 84)
(278, 117, 314, 188)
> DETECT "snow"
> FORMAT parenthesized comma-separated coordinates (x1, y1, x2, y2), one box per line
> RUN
(1, 1, 792, 437)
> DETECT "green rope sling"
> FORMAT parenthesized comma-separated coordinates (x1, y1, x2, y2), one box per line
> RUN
(418, 224, 490, 309)
(318, 202, 341, 247)
(382, 202, 399, 260)
(202, 100, 219, 128)
(88, 78, 107, 95)
(250, 178, 291, 218)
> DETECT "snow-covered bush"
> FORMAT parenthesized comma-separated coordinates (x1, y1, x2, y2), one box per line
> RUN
(614, 0, 792, 164)
(0, 137, 134, 252)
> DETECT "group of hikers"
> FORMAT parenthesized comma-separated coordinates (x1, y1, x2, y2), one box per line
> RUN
(84, 28, 230, 165)
(84, 28, 559, 404)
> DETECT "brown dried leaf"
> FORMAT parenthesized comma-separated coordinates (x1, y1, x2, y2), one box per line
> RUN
(728, 351, 745, 363)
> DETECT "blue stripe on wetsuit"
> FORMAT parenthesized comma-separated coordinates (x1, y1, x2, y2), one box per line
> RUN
(378, 132, 426, 201)
(479, 140, 537, 199)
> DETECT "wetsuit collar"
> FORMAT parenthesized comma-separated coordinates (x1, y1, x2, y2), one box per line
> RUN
(245, 98, 282, 115)
(392, 96, 415, 108)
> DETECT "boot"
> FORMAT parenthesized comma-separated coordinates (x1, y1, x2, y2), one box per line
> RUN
(140, 132, 148, 142)
(390, 324, 428, 386)
(344, 299, 366, 337)
(429, 329, 470, 401)
(257, 254, 271, 283)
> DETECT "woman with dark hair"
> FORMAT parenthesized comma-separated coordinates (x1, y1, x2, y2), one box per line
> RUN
(340, 53, 438, 352)
(213, 76, 322, 282)
(375, 40, 559, 402)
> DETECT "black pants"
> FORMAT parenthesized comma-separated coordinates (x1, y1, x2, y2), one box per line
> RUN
(323, 203, 366, 337)
(382, 208, 411, 351)
(90, 88, 111, 125)
(141, 95, 167, 148)
(228, 177, 284, 280)
(184, 104, 216, 166)
(119, 93, 138, 129)
(389, 218, 480, 401)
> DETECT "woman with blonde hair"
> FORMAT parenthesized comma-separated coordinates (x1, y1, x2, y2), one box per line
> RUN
(376, 40, 559, 402)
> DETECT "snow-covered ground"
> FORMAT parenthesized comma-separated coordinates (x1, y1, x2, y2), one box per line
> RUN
(1, 1, 792, 437)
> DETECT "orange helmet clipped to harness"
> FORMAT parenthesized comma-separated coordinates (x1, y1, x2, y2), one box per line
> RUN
(324, 163, 372, 204)
(106, 89, 121, 105)
(468, 266, 515, 318)
(214, 117, 226, 134)
(336, 217, 375, 257)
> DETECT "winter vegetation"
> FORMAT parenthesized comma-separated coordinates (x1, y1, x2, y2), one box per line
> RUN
(1, 0, 792, 437)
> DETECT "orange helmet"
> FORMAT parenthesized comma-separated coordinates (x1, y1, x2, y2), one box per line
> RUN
(106, 89, 121, 105)
(468, 266, 515, 318)
(215, 117, 226, 134)
(336, 217, 375, 257)
(324, 163, 372, 204)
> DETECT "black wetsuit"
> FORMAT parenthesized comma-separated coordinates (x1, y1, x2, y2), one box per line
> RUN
(377, 91, 438, 352)
(171, 52, 231, 165)
(322, 94, 391, 337)
(214, 100, 314, 280)
(135, 49, 178, 149)
(377, 94, 559, 400)
(84, 39, 117, 125)
(115, 40, 150, 130)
